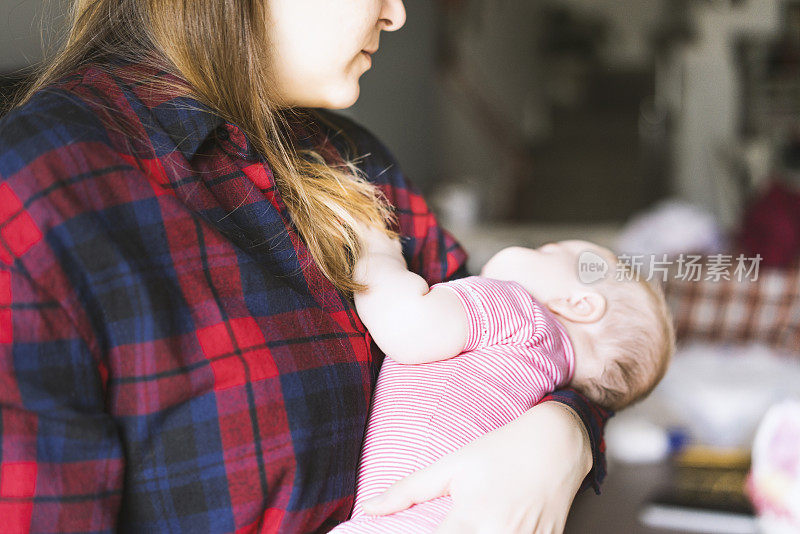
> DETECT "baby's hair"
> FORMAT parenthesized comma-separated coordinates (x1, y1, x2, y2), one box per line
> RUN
(576, 270, 675, 412)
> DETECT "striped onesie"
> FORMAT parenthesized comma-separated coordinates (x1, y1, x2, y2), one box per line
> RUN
(331, 276, 575, 533)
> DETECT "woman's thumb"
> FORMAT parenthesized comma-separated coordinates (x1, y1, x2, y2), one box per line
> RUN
(360, 460, 452, 516)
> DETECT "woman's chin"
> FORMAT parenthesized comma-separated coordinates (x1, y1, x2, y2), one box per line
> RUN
(315, 82, 361, 110)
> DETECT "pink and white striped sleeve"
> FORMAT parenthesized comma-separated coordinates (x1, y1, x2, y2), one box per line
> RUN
(432, 276, 541, 349)
(433, 276, 575, 385)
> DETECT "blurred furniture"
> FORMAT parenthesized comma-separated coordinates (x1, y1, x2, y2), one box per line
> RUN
(655, 0, 783, 228)
(566, 462, 688, 534)
(664, 258, 800, 354)
(567, 457, 759, 534)
(740, 1, 800, 149)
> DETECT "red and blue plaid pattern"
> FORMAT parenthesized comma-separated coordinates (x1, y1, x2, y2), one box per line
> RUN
(0, 59, 608, 533)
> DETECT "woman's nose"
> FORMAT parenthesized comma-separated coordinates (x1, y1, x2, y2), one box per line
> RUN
(380, 0, 406, 31)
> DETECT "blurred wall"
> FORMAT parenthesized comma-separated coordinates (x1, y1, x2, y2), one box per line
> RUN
(435, 0, 544, 218)
(0, 0, 68, 72)
(341, 0, 440, 193)
(558, 0, 666, 68)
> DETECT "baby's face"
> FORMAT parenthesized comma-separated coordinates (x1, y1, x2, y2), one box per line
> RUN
(480, 240, 616, 304)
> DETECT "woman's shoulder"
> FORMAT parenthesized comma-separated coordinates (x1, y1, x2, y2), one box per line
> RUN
(0, 59, 177, 169)
(0, 77, 117, 179)
(0, 69, 141, 271)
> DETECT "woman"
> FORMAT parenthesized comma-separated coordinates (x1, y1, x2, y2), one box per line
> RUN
(0, 0, 609, 532)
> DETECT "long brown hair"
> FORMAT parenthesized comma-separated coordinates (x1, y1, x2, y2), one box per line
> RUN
(15, 0, 396, 296)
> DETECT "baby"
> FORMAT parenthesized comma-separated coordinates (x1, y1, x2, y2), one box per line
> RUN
(330, 226, 675, 533)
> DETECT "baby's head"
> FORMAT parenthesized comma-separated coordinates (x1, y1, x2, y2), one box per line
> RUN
(481, 241, 675, 411)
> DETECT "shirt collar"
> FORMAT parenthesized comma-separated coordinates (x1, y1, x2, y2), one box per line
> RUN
(108, 60, 329, 162)
(150, 94, 226, 161)
(108, 58, 226, 161)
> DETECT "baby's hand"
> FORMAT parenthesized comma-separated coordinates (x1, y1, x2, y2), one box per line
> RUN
(353, 221, 406, 290)
(355, 221, 403, 261)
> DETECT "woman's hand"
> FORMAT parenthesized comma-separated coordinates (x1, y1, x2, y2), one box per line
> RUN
(360, 401, 592, 534)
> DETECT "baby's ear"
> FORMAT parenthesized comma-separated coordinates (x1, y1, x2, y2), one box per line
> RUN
(546, 292, 606, 323)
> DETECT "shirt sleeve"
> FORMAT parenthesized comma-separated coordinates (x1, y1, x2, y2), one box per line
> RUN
(432, 276, 539, 353)
(541, 388, 611, 494)
(0, 264, 125, 532)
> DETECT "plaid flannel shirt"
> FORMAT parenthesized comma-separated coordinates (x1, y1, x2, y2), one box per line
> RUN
(0, 59, 608, 533)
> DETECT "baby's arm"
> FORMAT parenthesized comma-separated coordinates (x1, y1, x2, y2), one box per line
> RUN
(353, 224, 468, 364)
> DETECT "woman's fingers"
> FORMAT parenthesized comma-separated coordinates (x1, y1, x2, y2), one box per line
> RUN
(533, 512, 564, 534)
(434, 508, 475, 534)
(436, 503, 543, 534)
(360, 456, 454, 516)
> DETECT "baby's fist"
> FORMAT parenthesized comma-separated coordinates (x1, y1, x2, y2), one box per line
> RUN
(355, 221, 402, 258)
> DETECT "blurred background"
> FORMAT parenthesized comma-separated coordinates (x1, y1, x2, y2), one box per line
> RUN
(3, 0, 800, 532)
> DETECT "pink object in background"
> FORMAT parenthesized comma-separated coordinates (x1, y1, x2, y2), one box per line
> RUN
(747, 400, 800, 533)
